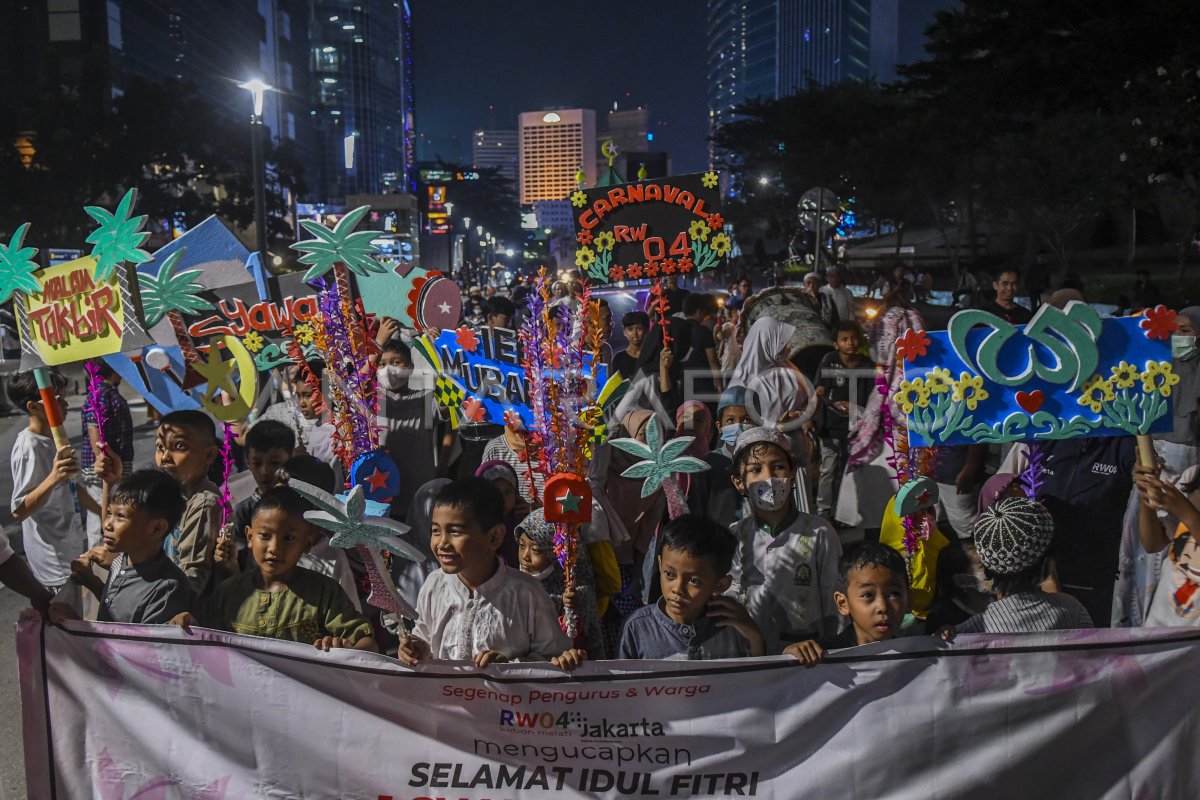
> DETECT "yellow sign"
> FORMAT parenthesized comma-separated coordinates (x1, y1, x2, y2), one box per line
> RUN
(19, 256, 127, 366)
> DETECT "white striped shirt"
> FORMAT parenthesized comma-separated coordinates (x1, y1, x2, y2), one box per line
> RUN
(956, 591, 1094, 634)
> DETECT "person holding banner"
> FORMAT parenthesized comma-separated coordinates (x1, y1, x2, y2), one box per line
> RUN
(397, 478, 582, 669)
(8, 370, 88, 592)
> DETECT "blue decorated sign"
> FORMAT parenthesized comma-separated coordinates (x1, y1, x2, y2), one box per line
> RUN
(432, 326, 607, 430)
(899, 303, 1177, 447)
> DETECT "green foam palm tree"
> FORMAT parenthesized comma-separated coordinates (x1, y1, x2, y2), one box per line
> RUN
(291, 205, 386, 285)
(84, 188, 153, 282)
(609, 416, 708, 518)
(137, 247, 211, 364)
(0, 223, 41, 304)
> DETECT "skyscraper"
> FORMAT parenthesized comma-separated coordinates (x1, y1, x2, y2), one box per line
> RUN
(776, 0, 873, 93)
(309, 0, 416, 202)
(518, 109, 596, 205)
(706, 0, 778, 160)
(472, 129, 518, 189)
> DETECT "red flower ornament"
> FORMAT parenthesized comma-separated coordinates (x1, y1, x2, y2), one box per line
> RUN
(1140, 305, 1178, 341)
(896, 329, 932, 362)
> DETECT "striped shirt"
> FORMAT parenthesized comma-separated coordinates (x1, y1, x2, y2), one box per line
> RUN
(955, 591, 1094, 635)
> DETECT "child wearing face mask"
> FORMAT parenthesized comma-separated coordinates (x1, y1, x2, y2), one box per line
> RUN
(686, 386, 754, 529)
(726, 426, 842, 653)
(377, 340, 459, 519)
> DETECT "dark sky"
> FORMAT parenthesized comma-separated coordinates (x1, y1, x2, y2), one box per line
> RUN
(412, 0, 708, 173)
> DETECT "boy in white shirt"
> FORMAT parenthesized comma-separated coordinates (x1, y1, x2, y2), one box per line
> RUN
(8, 370, 88, 591)
(398, 477, 583, 669)
(727, 427, 842, 652)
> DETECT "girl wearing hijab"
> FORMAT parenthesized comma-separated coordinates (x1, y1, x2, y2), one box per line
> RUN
(728, 317, 811, 427)
(475, 459, 522, 566)
(630, 324, 683, 415)
(515, 508, 606, 658)
(836, 287, 926, 536)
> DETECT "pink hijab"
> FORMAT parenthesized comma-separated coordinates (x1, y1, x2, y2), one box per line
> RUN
(675, 401, 714, 458)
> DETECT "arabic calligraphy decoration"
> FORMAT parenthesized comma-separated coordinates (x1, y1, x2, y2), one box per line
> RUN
(899, 303, 1176, 446)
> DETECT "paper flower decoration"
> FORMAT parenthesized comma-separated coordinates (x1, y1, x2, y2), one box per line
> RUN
(292, 205, 387, 282)
(0, 222, 41, 304)
(701, 171, 719, 189)
(570, 190, 588, 208)
(609, 416, 707, 499)
(463, 396, 487, 422)
(1139, 305, 1177, 341)
(84, 188, 153, 282)
(896, 329, 932, 362)
(454, 326, 480, 352)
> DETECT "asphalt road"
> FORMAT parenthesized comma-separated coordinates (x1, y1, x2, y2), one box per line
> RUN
(0, 382, 159, 798)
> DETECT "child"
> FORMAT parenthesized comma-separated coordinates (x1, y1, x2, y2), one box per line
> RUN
(728, 426, 842, 652)
(1134, 464, 1200, 626)
(174, 487, 377, 651)
(686, 386, 753, 529)
(397, 478, 582, 669)
(475, 459, 522, 564)
(814, 321, 874, 518)
(155, 410, 222, 597)
(70, 470, 191, 624)
(80, 359, 134, 547)
(231, 420, 296, 563)
(610, 311, 649, 381)
(291, 360, 337, 467)
(786, 543, 909, 664)
(516, 507, 606, 658)
(951, 497, 1093, 634)
(378, 340, 457, 517)
(8, 369, 88, 591)
(480, 423, 545, 509)
(620, 514, 764, 660)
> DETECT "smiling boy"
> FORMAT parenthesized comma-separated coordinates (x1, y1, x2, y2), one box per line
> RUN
(173, 487, 377, 652)
(67, 470, 191, 624)
(619, 514, 764, 660)
(155, 410, 222, 597)
(398, 478, 581, 669)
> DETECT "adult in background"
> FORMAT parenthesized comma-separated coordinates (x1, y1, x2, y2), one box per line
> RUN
(802, 272, 839, 333)
(1156, 306, 1200, 474)
(980, 268, 1032, 325)
(675, 293, 724, 408)
(820, 265, 855, 326)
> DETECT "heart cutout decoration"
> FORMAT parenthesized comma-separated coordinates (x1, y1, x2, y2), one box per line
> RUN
(1016, 390, 1044, 414)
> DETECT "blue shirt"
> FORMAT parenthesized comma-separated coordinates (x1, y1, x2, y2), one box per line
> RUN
(618, 599, 752, 660)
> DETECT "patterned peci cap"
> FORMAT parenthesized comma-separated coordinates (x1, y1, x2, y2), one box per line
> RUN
(973, 496, 1055, 575)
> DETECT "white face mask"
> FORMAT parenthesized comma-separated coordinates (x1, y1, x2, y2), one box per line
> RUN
(1172, 334, 1199, 362)
(747, 477, 791, 513)
(377, 365, 411, 390)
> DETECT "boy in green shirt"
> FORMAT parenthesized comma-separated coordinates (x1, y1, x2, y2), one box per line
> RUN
(173, 487, 377, 652)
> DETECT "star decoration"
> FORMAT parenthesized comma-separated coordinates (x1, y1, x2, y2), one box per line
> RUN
(438, 301, 452, 314)
(557, 489, 583, 514)
(364, 467, 391, 494)
(192, 343, 241, 406)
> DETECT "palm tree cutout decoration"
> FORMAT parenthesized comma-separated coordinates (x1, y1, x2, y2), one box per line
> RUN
(0, 223, 41, 305)
(288, 480, 424, 619)
(84, 188, 153, 282)
(609, 416, 708, 518)
(137, 247, 213, 367)
(291, 205, 387, 302)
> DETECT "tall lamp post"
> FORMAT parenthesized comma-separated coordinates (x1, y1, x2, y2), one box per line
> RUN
(239, 79, 272, 272)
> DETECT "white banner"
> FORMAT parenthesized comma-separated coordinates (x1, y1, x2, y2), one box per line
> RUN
(17, 619, 1200, 799)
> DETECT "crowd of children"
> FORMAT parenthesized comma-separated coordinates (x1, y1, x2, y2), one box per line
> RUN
(3, 288, 1198, 674)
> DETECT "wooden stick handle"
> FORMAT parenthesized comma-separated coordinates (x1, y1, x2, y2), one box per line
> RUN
(33, 368, 70, 449)
(1136, 434, 1156, 469)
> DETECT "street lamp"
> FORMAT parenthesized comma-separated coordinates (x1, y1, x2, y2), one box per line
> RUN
(239, 79, 272, 272)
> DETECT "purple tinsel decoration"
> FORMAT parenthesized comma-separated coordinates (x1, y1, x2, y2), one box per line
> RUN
(84, 361, 109, 452)
(876, 373, 899, 479)
(219, 422, 234, 527)
(315, 284, 377, 452)
(1020, 442, 1045, 500)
